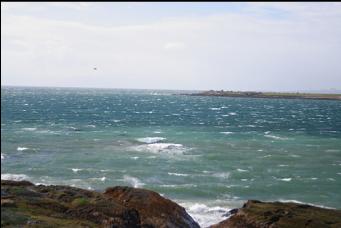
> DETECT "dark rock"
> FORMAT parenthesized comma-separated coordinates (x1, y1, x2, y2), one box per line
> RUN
(210, 200, 341, 228)
(1, 180, 199, 228)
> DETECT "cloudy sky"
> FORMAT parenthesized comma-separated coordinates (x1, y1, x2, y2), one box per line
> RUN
(1, 2, 341, 91)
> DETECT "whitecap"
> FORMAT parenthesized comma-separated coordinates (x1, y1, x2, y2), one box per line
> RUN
(229, 112, 237, 115)
(1, 153, 5, 160)
(325, 149, 340, 153)
(168, 172, 189, 177)
(264, 134, 288, 140)
(71, 168, 82, 173)
(136, 137, 166, 144)
(123, 175, 145, 188)
(132, 143, 187, 155)
(237, 169, 248, 172)
(160, 184, 197, 188)
(89, 177, 107, 182)
(131, 156, 139, 160)
(212, 172, 230, 179)
(280, 178, 292, 182)
(22, 128, 37, 131)
(210, 108, 221, 111)
(220, 131, 233, 135)
(153, 131, 162, 134)
(289, 154, 301, 158)
(1, 173, 29, 181)
(17, 147, 29, 151)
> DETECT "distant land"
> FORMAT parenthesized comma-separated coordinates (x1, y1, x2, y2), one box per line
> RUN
(183, 90, 341, 101)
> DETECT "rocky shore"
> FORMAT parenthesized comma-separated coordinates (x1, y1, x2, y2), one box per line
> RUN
(2, 180, 341, 227)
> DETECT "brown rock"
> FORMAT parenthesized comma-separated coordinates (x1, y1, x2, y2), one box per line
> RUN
(210, 200, 341, 228)
(104, 186, 200, 228)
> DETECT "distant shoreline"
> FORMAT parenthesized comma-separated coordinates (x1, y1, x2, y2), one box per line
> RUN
(182, 90, 341, 101)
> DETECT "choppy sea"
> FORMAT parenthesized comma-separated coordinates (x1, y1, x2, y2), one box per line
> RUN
(1, 86, 341, 227)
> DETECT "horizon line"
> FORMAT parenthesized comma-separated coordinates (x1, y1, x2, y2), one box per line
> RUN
(1, 84, 341, 94)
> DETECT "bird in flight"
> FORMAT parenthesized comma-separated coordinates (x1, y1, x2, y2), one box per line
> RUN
(93, 67, 97, 70)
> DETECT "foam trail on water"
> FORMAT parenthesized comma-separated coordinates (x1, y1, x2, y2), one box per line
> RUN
(168, 172, 189, 177)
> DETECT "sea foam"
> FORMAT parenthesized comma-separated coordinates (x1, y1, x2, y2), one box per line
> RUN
(180, 202, 231, 228)
(1, 173, 29, 181)
(136, 137, 166, 144)
(220, 131, 233, 135)
(133, 143, 187, 155)
(168, 172, 189, 177)
(264, 134, 288, 140)
(17, 147, 29, 151)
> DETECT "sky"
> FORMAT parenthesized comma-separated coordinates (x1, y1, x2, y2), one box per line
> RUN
(1, 2, 341, 91)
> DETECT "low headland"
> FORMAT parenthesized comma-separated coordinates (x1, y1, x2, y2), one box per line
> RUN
(183, 90, 341, 101)
(2, 180, 341, 227)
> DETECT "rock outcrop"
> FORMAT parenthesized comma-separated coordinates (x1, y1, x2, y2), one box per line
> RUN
(1, 180, 199, 228)
(104, 186, 199, 228)
(210, 200, 341, 228)
(2, 180, 341, 228)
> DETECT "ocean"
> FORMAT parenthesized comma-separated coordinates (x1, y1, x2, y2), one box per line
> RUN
(1, 86, 341, 227)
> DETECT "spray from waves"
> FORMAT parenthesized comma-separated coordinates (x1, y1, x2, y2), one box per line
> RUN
(180, 202, 231, 227)
(1, 173, 29, 181)
(123, 175, 145, 188)
(136, 137, 166, 144)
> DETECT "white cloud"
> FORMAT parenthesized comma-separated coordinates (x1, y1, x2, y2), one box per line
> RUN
(1, 3, 341, 90)
(164, 42, 186, 50)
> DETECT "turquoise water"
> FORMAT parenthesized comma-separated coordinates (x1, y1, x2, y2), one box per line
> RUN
(1, 86, 341, 226)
